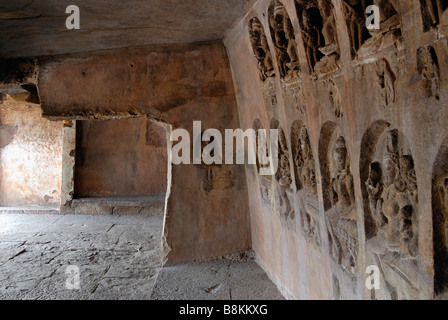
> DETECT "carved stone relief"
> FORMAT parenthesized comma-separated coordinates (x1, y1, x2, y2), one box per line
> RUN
(342, 0, 401, 59)
(362, 124, 420, 299)
(342, 0, 372, 58)
(267, 1, 304, 114)
(328, 80, 343, 118)
(253, 119, 274, 208)
(262, 77, 279, 109)
(292, 121, 320, 246)
(432, 136, 448, 296)
(268, 0, 300, 81)
(248, 17, 278, 109)
(276, 126, 293, 189)
(372, 0, 401, 33)
(195, 131, 234, 196)
(419, 0, 448, 32)
(319, 122, 358, 275)
(202, 167, 214, 192)
(376, 58, 397, 108)
(295, 0, 340, 78)
(253, 119, 264, 174)
(328, 136, 358, 274)
(292, 123, 317, 195)
(417, 45, 440, 100)
(249, 17, 276, 82)
(285, 80, 306, 114)
(272, 119, 295, 226)
(300, 196, 322, 247)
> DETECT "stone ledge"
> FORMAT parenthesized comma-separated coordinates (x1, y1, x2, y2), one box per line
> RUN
(0, 205, 60, 215)
(71, 196, 165, 216)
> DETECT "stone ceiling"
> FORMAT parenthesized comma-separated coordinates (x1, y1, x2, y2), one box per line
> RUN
(0, 0, 256, 58)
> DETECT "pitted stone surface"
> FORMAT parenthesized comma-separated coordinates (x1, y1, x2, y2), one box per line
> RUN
(0, 213, 164, 300)
(0, 213, 283, 300)
(0, 0, 257, 58)
(151, 257, 285, 300)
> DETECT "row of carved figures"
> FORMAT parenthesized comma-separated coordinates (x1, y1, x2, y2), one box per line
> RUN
(249, 0, 446, 81)
(252, 118, 446, 298)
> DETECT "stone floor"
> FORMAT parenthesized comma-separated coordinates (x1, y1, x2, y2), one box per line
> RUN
(0, 213, 163, 299)
(151, 256, 285, 300)
(0, 213, 283, 300)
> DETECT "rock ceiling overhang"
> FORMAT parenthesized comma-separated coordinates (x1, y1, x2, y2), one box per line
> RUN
(0, 0, 256, 58)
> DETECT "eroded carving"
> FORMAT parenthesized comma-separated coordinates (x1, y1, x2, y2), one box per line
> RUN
(248, 17, 279, 109)
(420, 0, 448, 31)
(343, 0, 401, 59)
(331, 137, 356, 216)
(372, 0, 401, 33)
(253, 119, 274, 208)
(363, 126, 420, 299)
(253, 119, 275, 208)
(253, 119, 264, 174)
(329, 80, 343, 118)
(434, 166, 448, 295)
(260, 180, 273, 206)
(249, 17, 276, 82)
(266, 1, 305, 114)
(301, 197, 322, 247)
(283, 79, 306, 114)
(329, 137, 358, 273)
(275, 123, 295, 226)
(268, 1, 300, 81)
(417, 46, 440, 100)
(342, 0, 372, 58)
(197, 132, 230, 195)
(202, 167, 214, 192)
(276, 127, 293, 189)
(296, 0, 340, 77)
(292, 122, 320, 247)
(293, 125, 317, 195)
(376, 59, 396, 107)
(262, 77, 278, 109)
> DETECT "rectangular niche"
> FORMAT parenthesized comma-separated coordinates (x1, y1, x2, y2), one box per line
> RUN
(74, 118, 168, 199)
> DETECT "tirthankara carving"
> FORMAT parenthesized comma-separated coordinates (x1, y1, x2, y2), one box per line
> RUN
(343, 0, 401, 58)
(253, 119, 263, 174)
(197, 132, 228, 194)
(433, 137, 448, 296)
(292, 122, 320, 246)
(371, 0, 401, 34)
(329, 80, 343, 118)
(268, 0, 300, 80)
(420, 0, 448, 31)
(273, 121, 295, 226)
(248, 17, 278, 109)
(294, 126, 317, 195)
(376, 59, 396, 107)
(202, 167, 214, 192)
(276, 128, 293, 189)
(249, 17, 275, 82)
(253, 119, 273, 207)
(364, 128, 419, 299)
(295, 0, 340, 77)
(342, 0, 372, 57)
(436, 176, 448, 292)
(327, 136, 358, 273)
(268, 1, 304, 114)
(417, 45, 440, 100)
